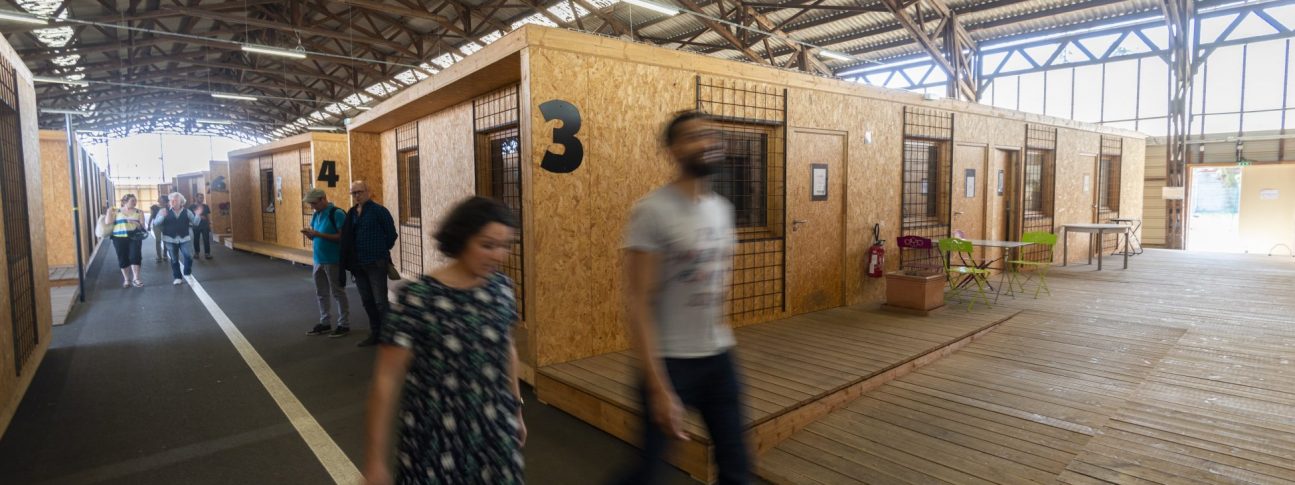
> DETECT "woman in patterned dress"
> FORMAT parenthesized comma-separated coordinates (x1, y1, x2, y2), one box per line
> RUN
(363, 197, 526, 485)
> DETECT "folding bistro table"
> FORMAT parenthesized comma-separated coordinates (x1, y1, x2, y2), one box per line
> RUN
(962, 239, 1035, 302)
(1062, 223, 1132, 270)
(1108, 217, 1143, 255)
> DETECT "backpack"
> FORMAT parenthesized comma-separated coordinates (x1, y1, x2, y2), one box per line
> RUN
(318, 206, 343, 234)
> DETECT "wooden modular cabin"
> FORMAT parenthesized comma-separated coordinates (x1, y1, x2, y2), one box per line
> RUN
(0, 34, 54, 438)
(348, 25, 1147, 380)
(227, 132, 351, 264)
(38, 130, 112, 281)
(207, 160, 232, 237)
(173, 171, 208, 207)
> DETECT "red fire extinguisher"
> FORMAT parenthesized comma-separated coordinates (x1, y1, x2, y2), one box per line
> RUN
(867, 223, 886, 278)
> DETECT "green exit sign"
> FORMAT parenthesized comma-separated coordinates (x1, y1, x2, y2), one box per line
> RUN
(1238, 160, 1251, 166)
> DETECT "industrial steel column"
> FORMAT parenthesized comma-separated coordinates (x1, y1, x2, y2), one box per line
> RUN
(1162, 0, 1199, 249)
(64, 114, 86, 302)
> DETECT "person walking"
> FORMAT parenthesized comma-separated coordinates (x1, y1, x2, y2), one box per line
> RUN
(340, 181, 397, 347)
(153, 192, 203, 285)
(108, 194, 147, 288)
(614, 111, 750, 484)
(362, 197, 525, 485)
(301, 188, 350, 338)
(149, 195, 168, 262)
(189, 192, 213, 260)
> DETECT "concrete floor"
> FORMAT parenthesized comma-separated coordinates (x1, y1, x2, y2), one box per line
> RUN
(0, 241, 700, 484)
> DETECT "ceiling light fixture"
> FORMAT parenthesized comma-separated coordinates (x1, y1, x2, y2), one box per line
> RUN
(623, 0, 680, 16)
(818, 49, 855, 62)
(355, 106, 372, 111)
(41, 108, 93, 116)
(211, 93, 258, 101)
(33, 76, 89, 87)
(196, 118, 234, 125)
(306, 125, 344, 131)
(242, 44, 308, 60)
(0, 10, 48, 25)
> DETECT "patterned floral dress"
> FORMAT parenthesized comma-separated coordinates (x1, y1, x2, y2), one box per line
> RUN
(380, 273, 523, 484)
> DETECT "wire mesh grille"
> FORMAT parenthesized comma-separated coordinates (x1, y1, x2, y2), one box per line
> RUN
(1022, 125, 1058, 261)
(395, 122, 417, 151)
(1, 58, 38, 375)
(900, 107, 953, 271)
(473, 85, 523, 318)
(394, 119, 424, 276)
(1098, 135, 1123, 252)
(697, 76, 786, 320)
(259, 167, 276, 242)
(300, 157, 312, 248)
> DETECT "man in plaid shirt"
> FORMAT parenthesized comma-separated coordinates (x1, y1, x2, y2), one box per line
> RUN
(340, 180, 398, 347)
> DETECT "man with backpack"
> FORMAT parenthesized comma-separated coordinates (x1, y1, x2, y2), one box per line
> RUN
(301, 188, 350, 338)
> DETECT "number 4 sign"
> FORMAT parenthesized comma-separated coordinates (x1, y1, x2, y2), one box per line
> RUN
(317, 160, 340, 187)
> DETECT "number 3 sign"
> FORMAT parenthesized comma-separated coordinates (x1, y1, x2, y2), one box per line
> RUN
(539, 100, 583, 173)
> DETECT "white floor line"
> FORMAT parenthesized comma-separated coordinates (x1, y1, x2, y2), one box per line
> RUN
(185, 275, 362, 484)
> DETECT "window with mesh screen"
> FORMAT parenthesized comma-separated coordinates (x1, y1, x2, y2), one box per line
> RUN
(394, 121, 423, 276)
(900, 107, 953, 272)
(1098, 135, 1123, 252)
(713, 128, 769, 229)
(1022, 125, 1058, 260)
(473, 85, 523, 318)
(300, 156, 312, 248)
(0, 56, 38, 373)
(697, 76, 787, 320)
(260, 168, 276, 242)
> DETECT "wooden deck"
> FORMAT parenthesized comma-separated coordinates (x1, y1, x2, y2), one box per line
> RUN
(49, 265, 78, 287)
(232, 240, 313, 265)
(536, 304, 1021, 480)
(761, 249, 1295, 484)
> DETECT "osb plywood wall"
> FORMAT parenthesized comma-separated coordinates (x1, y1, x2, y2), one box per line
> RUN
(1, 40, 53, 437)
(38, 133, 75, 268)
(273, 148, 307, 248)
(523, 34, 1146, 366)
(350, 132, 384, 205)
(1122, 136, 1147, 245)
(416, 102, 475, 273)
(228, 158, 254, 243)
(311, 136, 352, 213)
(207, 161, 232, 234)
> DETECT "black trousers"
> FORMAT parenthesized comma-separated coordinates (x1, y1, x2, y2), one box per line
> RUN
(350, 261, 389, 337)
(111, 237, 142, 268)
(616, 350, 750, 485)
(192, 226, 211, 255)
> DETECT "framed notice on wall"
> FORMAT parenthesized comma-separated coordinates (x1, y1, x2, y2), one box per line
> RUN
(811, 164, 828, 201)
(997, 170, 1004, 195)
(275, 176, 283, 202)
(964, 169, 976, 198)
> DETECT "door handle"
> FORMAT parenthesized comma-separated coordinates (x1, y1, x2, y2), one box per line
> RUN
(954, 211, 964, 215)
(792, 219, 807, 232)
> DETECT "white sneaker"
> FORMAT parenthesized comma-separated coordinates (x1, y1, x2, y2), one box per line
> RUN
(173, 279, 182, 285)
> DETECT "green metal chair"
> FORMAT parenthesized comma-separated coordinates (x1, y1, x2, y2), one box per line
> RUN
(1007, 231, 1057, 298)
(938, 238, 992, 310)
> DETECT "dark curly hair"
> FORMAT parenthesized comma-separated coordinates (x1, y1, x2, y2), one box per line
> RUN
(663, 110, 713, 147)
(434, 197, 519, 258)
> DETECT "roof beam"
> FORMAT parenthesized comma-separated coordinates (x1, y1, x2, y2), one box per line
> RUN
(675, 0, 766, 63)
(163, 5, 407, 51)
(878, 0, 977, 100)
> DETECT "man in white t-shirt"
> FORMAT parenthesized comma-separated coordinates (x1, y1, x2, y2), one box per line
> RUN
(615, 111, 749, 484)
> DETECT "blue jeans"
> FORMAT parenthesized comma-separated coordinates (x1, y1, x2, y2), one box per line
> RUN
(617, 350, 750, 485)
(165, 241, 193, 279)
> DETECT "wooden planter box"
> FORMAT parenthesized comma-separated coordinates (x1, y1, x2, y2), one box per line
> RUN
(883, 271, 946, 314)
